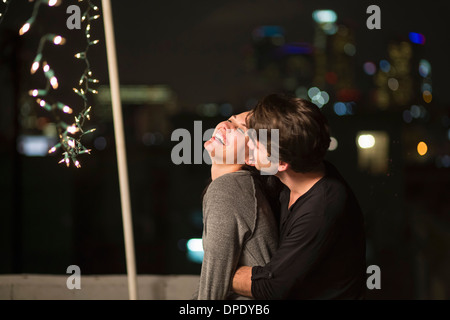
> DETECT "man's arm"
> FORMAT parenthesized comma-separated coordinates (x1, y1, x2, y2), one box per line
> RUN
(232, 266, 253, 298)
(238, 211, 334, 300)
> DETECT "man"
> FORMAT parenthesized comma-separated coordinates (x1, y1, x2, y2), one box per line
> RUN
(232, 93, 367, 299)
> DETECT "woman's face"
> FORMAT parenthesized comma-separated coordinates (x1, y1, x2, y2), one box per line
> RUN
(204, 111, 249, 165)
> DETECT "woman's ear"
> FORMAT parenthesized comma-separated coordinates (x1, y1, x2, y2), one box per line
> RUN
(245, 157, 256, 166)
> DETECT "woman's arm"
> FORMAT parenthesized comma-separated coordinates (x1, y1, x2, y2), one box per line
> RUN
(197, 204, 242, 299)
(197, 175, 252, 300)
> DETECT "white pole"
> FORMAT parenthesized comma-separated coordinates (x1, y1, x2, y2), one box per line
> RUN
(101, 0, 138, 300)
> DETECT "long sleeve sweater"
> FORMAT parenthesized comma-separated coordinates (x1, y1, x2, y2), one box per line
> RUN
(196, 170, 278, 300)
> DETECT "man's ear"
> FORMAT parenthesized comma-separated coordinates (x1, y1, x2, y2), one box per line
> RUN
(278, 160, 289, 172)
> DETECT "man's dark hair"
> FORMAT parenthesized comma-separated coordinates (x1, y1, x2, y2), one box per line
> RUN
(247, 93, 331, 173)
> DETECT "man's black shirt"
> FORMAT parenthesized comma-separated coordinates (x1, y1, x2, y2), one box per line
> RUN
(251, 161, 367, 299)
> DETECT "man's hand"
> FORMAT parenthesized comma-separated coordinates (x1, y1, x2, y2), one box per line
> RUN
(232, 266, 253, 298)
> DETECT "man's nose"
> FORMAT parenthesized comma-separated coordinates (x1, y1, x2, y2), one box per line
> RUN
(247, 138, 255, 150)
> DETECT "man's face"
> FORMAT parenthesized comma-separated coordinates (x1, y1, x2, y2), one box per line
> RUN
(247, 134, 272, 171)
(245, 112, 281, 175)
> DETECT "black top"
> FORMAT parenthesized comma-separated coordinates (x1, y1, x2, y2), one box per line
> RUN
(251, 161, 367, 299)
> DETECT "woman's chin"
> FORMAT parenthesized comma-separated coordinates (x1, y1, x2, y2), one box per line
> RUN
(204, 139, 221, 160)
(205, 137, 225, 152)
(204, 139, 213, 150)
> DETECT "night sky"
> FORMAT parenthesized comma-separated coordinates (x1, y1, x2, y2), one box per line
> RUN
(2, 0, 450, 109)
(100, 0, 450, 107)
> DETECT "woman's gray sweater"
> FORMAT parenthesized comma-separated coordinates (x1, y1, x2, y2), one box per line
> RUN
(196, 170, 278, 300)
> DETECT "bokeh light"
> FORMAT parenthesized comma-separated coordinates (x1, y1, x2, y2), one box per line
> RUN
(409, 32, 426, 45)
(344, 43, 356, 56)
(402, 110, 412, 123)
(186, 238, 204, 264)
(418, 59, 431, 77)
(312, 10, 337, 23)
(363, 61, 376, 75)
(421, 83, 432, 93)
(379, 59, 391, 73)
(388, 78, 399, 91)
(358, 134, 376, 149)
(308, 87, 329, 108)
(334, 102, 346, 116)
(308, 87, 320, 99)
(328, 137, 338, 151)
(333, 102, 354, 116)
(410, 105, 421, 119)
(187, 238, 203, 252)
(423, 90, 432, 103)
(417, 141, 428, 156)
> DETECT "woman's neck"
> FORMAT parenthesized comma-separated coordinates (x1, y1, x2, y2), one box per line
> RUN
(211, 163, 243, 180)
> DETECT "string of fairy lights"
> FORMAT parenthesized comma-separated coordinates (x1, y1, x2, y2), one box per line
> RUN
(17, 0, 100, 168)
(0, 0, 12, 25)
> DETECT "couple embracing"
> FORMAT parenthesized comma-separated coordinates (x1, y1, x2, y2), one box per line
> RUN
(195, 93, 366, 300)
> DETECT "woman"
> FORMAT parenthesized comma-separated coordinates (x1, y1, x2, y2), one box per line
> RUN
(195, 111, 281, 300)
